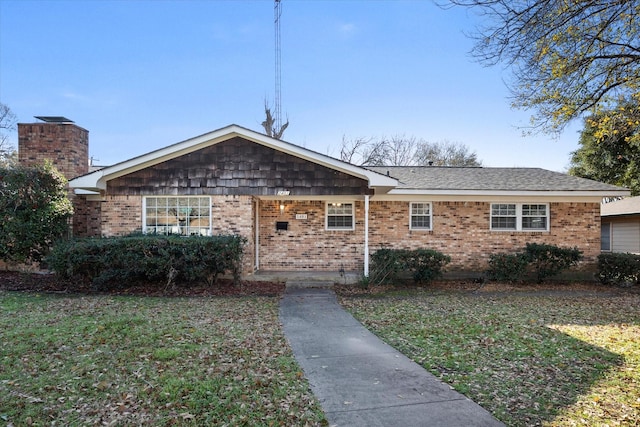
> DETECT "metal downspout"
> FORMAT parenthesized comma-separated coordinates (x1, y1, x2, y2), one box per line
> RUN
(364, 194, 369, 276)
(255, 198, 260, 271)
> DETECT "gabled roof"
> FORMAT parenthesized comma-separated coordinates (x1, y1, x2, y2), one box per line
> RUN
(366, 166, 629, 197)
(68, 124, 629, 199)
(69, 124, 398, 193)
(601, 196, 640, 217)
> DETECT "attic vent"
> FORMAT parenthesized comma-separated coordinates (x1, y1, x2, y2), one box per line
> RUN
(34, 116, 75, 123)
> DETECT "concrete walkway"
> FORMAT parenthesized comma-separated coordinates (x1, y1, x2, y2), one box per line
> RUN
(280, 287, 505, 427)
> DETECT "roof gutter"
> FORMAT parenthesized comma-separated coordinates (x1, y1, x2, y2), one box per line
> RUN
(384, 189, 631, 197)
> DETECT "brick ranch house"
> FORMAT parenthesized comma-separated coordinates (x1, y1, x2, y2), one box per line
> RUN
(18, 118, 629, 279)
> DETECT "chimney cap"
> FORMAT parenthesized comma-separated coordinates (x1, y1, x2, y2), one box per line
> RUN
(34, 116, 74, 124)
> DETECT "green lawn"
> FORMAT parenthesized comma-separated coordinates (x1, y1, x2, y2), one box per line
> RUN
(339, 289, 640, 427)
(0, 292, 326, 426)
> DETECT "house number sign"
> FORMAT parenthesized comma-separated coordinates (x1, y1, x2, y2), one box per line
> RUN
(295, 214, 307, 220)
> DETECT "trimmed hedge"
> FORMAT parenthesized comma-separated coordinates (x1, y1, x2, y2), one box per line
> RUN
(597, 252, 640, 286)
(46, 234, 246, 290)
(369, 248, 451, 285)
(486, 252, 529, 283)
(525, 243, 583, 283)
(487, 243, 583, 283)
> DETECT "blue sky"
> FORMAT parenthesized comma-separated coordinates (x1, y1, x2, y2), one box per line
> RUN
(1, 0, 582, 171)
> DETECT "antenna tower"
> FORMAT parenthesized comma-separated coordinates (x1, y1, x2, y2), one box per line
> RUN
(274, 0, 283, 131)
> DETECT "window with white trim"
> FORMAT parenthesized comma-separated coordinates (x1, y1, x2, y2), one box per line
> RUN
(326, 202, 354, 230)
(490, 203, 549, 231)
(144, 196, 212, 236)
(410, 202, 432, 230)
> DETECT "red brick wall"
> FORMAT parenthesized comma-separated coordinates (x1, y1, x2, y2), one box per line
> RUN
(18, 122, 91, 239)
(72, 198, 102, 237)
(255, 199, 600, 273)
(258, 200, 365, 271)
(18, 123, 89, 180)
(99, 195, 256, 274)
(211, 195, 255, 274)
(74, 196, 601, 275)
(369, 200, 601, 271)
(100, 195, 143, 237)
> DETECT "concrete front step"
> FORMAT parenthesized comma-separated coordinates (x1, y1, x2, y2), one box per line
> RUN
(285, 280, 335, 289)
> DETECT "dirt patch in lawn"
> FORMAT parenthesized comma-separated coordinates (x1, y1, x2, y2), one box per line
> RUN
(0, 271, 285, 297)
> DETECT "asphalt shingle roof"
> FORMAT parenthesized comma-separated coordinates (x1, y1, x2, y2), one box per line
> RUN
(365, 166, 626, 192)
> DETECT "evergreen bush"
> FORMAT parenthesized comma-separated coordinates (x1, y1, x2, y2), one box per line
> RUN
(524, 243, 583, 283)
(486, 243, 583, 284)
(597, 252, 640, 286)
(0, 162, 73, 264)
(369, 248, 450, 285)
(47, 234, 246, 290)
(486, 253, 529, 283)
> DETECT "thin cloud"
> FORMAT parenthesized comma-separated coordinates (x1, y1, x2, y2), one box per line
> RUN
(62, 91, 89, 101)
(338, 22, 357, 36)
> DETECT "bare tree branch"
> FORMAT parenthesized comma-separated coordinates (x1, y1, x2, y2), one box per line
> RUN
(0, 103, 17, 166)
(338, 135, 482, 166)
(440, 0, 640, 135)
(261, 101, 289, 140)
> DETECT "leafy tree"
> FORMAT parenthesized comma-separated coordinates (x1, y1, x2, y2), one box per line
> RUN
(339, 135, 482, 166)
(0, 103, 17, 166)
(569, 104, 640, 195)
(441, 1, 640, 140)
(0, 161, 73, 264)
(0, 150, 18, 167)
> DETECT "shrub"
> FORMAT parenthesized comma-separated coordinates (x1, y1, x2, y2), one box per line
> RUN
(486, 253, 529, 283)
(524, 243, 583, 283)
(486, 243, 583, 284)
(46, 234, 246, 290)
(597, 252, 640, 286)
(369, 248, 450, 285)
(369, 248, 405, 284)
(403, 249, 451, 283)
(0, 161, 73, 264)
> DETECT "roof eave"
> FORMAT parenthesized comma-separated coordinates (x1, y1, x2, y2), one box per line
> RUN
(601, 212, 640, 218)
(385, 189, 631, 197)
(68, 125, 398, 191)
(69, 172, 106, 191)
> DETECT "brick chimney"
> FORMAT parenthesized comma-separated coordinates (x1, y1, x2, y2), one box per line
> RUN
(18, 116, 89, 180)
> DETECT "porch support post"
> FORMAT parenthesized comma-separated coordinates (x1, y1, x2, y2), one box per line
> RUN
(364, 194, 370, 277)
(254, 198, 260, 271)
